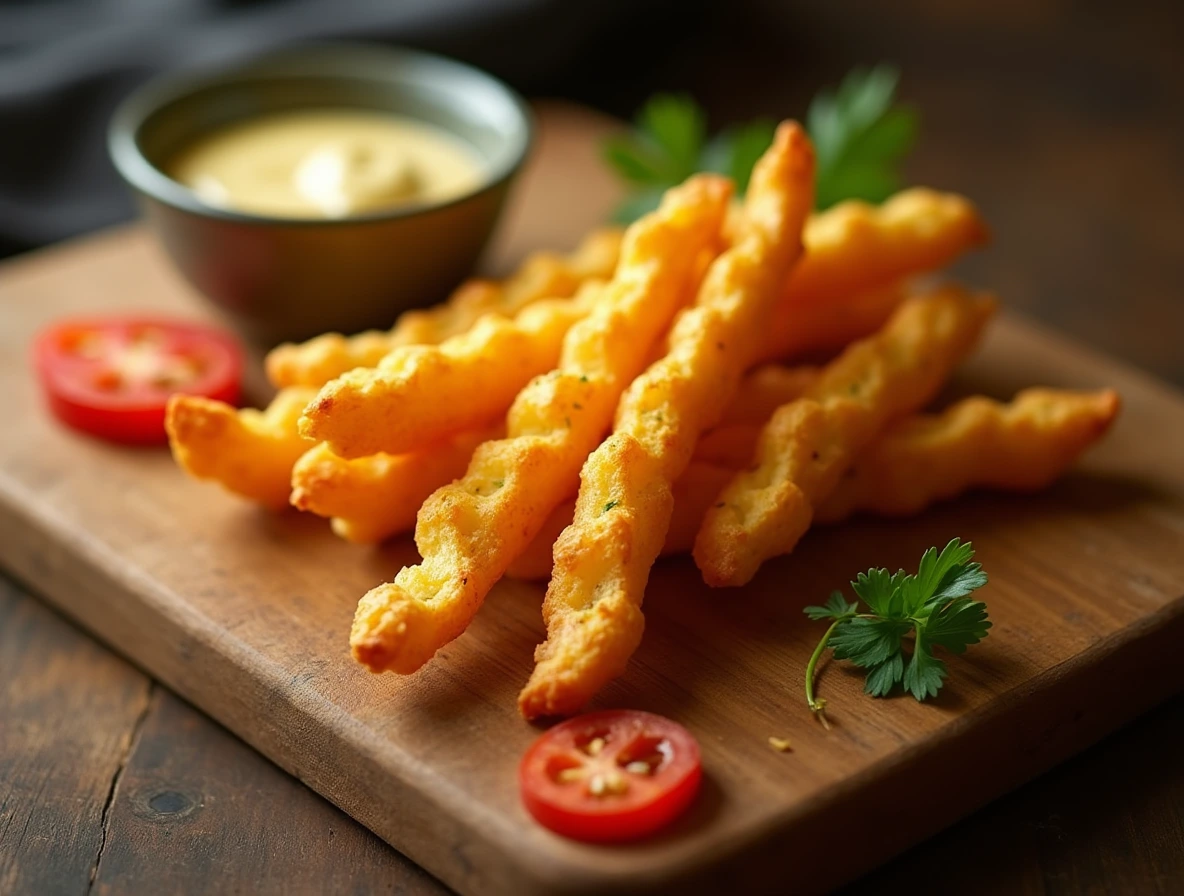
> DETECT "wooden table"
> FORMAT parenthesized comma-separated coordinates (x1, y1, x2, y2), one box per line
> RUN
(4, 2, 1184, 892)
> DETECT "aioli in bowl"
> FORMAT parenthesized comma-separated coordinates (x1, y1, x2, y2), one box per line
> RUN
(166, 109, 485, 219)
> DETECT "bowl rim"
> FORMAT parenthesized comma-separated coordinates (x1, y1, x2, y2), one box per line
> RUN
(107, 42, 534, 228)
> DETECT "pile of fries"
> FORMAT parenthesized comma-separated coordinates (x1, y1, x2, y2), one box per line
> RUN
(167, 123, 1119, 719)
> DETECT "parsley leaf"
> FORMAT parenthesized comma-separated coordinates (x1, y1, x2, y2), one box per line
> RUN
(803, 538, 990, 724)
(902, 632, 947, 701)
(924, 597, 992, 654)
(808, 65, 918, 210)
(602, 64, 918, 223)
(803, 591, 858, 621)
(863, 653, 904, 698)
(831, 617, 910, 668)
(851, 567, 907, 617)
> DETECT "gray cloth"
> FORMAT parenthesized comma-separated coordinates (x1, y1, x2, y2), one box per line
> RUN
(0, 0, 642, 253)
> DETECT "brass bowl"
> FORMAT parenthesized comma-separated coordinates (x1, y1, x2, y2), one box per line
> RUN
(109, 44, 532, 344)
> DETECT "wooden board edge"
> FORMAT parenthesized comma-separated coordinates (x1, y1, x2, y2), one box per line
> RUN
(657, 598, 1184, 895)
(5, 456, 1184, 895)
(0, 473, 574, 896)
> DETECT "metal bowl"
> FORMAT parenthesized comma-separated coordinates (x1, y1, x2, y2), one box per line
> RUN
(109, 44, 532, 344)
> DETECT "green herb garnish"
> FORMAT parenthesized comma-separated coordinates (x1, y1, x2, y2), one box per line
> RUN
(807, 65, 919, 210)
(803, 538, 990, 727)
(602, 64, 918, 223)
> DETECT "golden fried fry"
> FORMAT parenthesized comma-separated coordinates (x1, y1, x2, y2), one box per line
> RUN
(697, 363, 819, 465)
(501, 360, 814, 581)
(300, 282, 603, 458)
(758, 281, 906, 364)
(294, 279, 901, 548)
(349, 174, 732, 675)
(290, 425, 500, 543)
(783, 188, 987, 306)
(691, 423, 765, 468)
(518, 123, 815, 719)
(166, 387, 316, 509)
(267, 189, 979, 390)
(179, 191, 971, 505)
(694, 285, 997, 587)
(815, 388, 1122, 523)
(265, 229, 624, 388)
(716, 363, 820, 426)
(513, 389, 1120, 579)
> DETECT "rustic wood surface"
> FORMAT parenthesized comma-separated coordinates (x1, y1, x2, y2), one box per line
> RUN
(2, 100, 1183, 895)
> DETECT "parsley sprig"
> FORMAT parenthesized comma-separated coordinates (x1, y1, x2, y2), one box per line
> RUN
(602, 64, 918, 223)
(803, 539, 990, 727)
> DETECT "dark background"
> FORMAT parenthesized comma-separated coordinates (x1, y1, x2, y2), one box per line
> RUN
(2, 1, 1183, 893)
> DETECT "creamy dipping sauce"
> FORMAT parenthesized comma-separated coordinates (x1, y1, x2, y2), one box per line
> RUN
(167, 110, 485, 218)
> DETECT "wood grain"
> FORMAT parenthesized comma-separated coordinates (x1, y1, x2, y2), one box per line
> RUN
(0, 577, 451, 896)
(1, 104, 1184, 895)
(89, 685, 447, 896)
(0, 576, 152, 895)
(841, 694, 1184, 896)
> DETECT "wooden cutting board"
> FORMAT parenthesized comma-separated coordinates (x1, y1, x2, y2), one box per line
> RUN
(2, 104, 1182, 896)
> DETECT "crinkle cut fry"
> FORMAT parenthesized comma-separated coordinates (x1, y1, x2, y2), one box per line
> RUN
(297, 274, 898, 553)
(264, 188, 982, 389)
(265, 227, 624, 388)
(301, 209, 935, 460)
(781, 188, 987, 305)
(165, 387, 317, 509)
(694, 286, 998, 587)
(511, 388, 1120, 580)
(815, 387, 1122, 522)
(349, 174, 732, 675)
(300, 281, 604, 458)
(518, 122, 816, 719)
(167, 190, 979, 508)
(290, 425, 501, 544)
(755, 188, 986, 364)
(493, 361, 816, 581)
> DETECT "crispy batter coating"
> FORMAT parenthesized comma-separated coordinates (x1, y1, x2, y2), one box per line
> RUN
(815, 388, 1122, 522)
(512, 388, 1120, 579)
(174, 189, 971, 503)
(264, 189, 981, 390)
(691, 423, 766, 468)
(758, 281, 905, 364)
(518, 123, 816, 719)
(716, 363, 820, 426)
(292, 278, 901, 550)
(165, 387, 316, 509)
(693, 286, 997, 587)
(697, 363, 819, 465)
(349, 174, 733, 675)
(299, 281, 604, 458)
(264, 228, 624, 389)
(272, 186, 974, 388)
(782, 188, 987, 306)
(290, 425, 500, 543)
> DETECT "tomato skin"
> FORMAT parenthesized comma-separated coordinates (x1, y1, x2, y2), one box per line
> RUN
(33, 318, 244, 445)
(519, 710, 702, 843)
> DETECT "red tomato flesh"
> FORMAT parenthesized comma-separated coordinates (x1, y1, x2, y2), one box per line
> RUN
(33, 318, 244, 444)
(519, 710, 702, 842)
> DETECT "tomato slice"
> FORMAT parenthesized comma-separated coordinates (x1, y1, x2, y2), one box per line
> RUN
(519, 710, 702, 842)
(33, 318, 244, 444)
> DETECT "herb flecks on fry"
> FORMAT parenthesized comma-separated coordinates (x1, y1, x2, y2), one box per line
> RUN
(350, 175, 731, 675)
(694, 287, 997, 588)
(519, 123, 815, 719)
